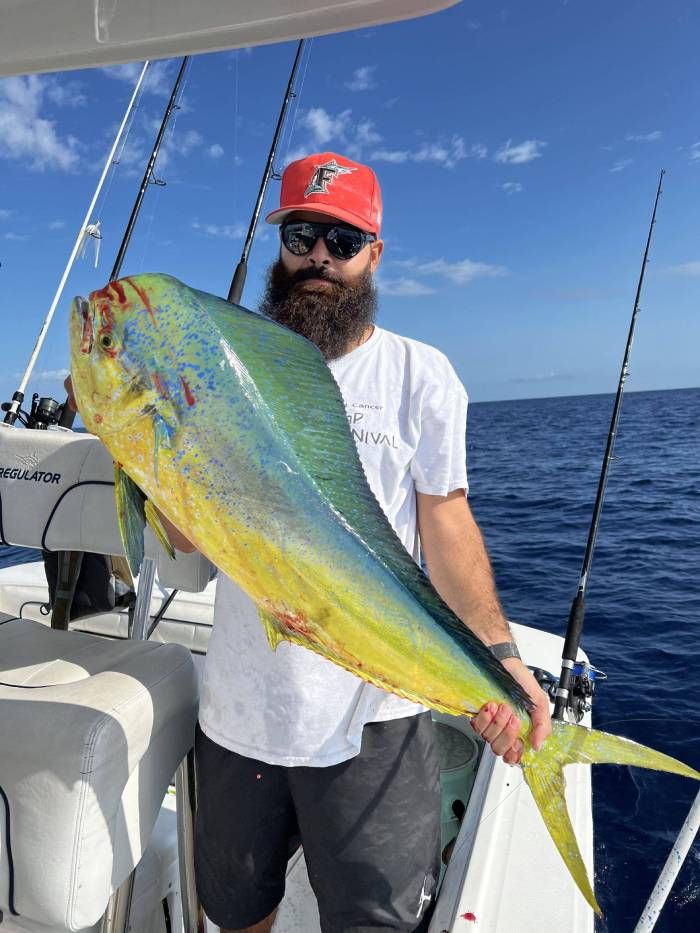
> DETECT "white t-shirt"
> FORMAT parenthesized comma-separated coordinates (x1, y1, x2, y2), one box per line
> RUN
(198, 326, 469, 766)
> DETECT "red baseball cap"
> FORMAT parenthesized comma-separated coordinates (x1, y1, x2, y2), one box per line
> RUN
(265, 152, 382, 235)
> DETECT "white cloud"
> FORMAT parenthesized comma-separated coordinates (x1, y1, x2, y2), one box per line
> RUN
(0, 209, 11, 220)
(0, 75, 80, 171)
(192, 219, 246, 239)
(32, 368, 70, 381)
(377, 277, 435, 296)
(625, 130, 662, 142)
(288, 107, 483, 170)
(301, 107, 353, 146)
(112, 118, 203, 176)
(610, 159, 633, 173)
(690, 143, 700, 163)
(208, 143, 224, 159)
(5, 231, 28, 241)
(48, 219, 65, 229)
(345, 66, 377, 92)
(393, 257, 507, 285)
(501, 181, 523, 194)
(372, 137, 485, 169)
(665, 261, 700, 276)
(46, 78, 87, 108)
(369, 148, 409, 164)
(356, 120, 382, 147)
(509, 370, 571, 385)
(101, 61, 174, 97)
(177, 129, 203, 155)
(418, 258, 507, 284)
(413, 138, 466, 167)
(494, 138, 546, 165)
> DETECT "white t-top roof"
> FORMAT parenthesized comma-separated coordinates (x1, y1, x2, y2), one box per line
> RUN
(0, 0, 459, 77)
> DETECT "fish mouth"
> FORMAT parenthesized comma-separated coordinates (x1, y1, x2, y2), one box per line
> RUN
(74, 295, 94, 354)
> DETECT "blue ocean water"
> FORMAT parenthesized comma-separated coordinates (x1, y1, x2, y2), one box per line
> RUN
(1, 386, 698, 929)
(467, 386, 700, 931)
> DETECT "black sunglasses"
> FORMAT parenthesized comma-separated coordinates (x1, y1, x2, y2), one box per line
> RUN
(280, 220, 376, 261)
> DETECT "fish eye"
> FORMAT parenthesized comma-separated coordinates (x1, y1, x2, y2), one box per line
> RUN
(99, 334, 114, 349)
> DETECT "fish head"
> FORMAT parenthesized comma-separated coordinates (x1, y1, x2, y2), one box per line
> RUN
(69, 274, 185, 437)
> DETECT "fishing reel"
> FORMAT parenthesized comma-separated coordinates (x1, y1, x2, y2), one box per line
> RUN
(531, 662, 607, 723)
(1, 393, 72, 430)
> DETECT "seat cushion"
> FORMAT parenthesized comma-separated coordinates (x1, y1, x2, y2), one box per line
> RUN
(0, 425, 215, 593)
(0, 620, 198, 930)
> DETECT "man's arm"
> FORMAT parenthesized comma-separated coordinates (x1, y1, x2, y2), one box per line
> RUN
(416, 489, 552, 764)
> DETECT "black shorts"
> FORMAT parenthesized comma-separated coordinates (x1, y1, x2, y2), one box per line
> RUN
(194, 713, 441, 932)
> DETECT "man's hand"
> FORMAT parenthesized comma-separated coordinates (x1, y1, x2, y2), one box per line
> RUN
(470, 658, 552, 766)
(64, 374, 77, 412)
(157, 509, 196, 553)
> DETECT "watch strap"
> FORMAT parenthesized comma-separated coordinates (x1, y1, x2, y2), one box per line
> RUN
(489, 640, 522, 661)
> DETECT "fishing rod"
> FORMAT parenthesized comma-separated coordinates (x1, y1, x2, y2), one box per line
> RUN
(1, 61, 150, 427)
(111, 57, 189, 283)
(227, 39, 306, 304)
(551, 169, 665, 723)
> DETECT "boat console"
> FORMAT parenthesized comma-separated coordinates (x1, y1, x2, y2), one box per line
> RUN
(0, 424, 213, 593)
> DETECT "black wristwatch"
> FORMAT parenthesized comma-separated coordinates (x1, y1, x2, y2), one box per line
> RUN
(489, 640, 522, 661)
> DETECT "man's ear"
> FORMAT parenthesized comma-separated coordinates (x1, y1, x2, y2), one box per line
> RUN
(369, 239, 384, 273)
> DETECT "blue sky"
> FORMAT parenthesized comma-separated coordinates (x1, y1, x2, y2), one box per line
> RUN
(0, 0, 698, 406)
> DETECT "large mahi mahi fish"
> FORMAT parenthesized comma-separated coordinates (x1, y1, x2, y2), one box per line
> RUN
(70, 273, 699, 915)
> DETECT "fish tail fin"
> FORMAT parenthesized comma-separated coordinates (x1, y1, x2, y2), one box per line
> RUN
(521, 720, 700, 916)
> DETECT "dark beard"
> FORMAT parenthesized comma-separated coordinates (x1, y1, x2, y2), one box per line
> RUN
(259, 258, 378, 360)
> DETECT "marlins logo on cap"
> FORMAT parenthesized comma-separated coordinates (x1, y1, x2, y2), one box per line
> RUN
(304, 159, 355, 197)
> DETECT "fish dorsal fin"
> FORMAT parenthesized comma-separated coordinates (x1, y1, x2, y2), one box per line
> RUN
(198, 288, 528, 711)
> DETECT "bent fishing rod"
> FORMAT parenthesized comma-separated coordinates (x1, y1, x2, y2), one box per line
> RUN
(551, 169, 665, 723)
(227, 39, 306, 304)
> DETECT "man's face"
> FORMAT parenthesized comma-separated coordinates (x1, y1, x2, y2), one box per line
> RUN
(260, 211, 384, 361)
(278, 210, 383, 283)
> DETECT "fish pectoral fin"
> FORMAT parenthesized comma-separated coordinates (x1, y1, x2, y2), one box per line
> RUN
(114, 464, 146, 578)
(151, 411, 177, 484)
(257, 609, 286, 652)
(144, 499, 176, 560)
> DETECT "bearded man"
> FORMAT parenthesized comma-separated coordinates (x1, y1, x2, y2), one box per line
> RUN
(185, 153, 552, 933)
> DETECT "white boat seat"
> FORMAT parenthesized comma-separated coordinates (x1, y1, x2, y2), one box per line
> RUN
(0, 619, 198, 931)
(0, 423, 214, 593)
